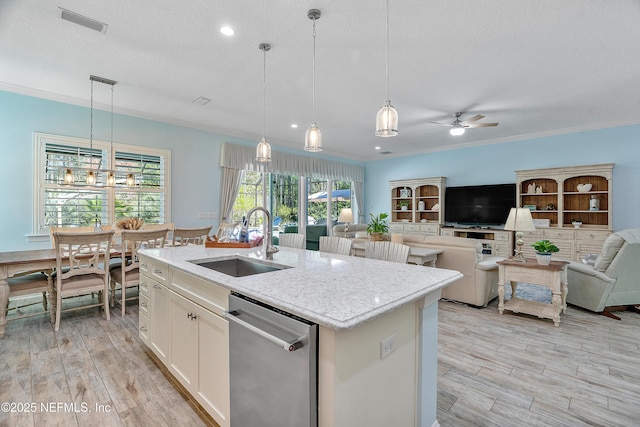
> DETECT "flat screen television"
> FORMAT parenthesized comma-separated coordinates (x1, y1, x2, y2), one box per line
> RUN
(444, 183, 516, 227)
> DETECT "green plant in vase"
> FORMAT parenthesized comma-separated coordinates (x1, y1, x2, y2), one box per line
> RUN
(531, 239, 559, 265)
(397, 201, 410, 211)
(367, 213, 389, 241)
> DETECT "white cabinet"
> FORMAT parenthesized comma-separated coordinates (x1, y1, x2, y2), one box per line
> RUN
(139, 255, 230, 427)
(440, 227, 513, 258)
(389, 177, 446, 236)
(516, 164, 613, 261)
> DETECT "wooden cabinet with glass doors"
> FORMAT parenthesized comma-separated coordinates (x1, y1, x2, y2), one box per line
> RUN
(389, 177, 446, 236)
(515, 164, 613, 261)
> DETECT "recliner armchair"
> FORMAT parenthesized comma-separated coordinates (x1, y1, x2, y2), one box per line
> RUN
(566, 228, 640, 319)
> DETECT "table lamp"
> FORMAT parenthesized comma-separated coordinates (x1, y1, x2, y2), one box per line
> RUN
(504, 207, 536, 261)
(338, 208, 354, 237)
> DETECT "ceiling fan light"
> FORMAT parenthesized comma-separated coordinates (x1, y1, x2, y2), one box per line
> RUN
(450, 125, 465, 136)
(375, 101, 398, 137)
(256, 137, 272, 162)
(304, 124, 322, 152)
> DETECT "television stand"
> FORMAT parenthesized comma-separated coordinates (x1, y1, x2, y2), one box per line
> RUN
(440, 226, 513, 258)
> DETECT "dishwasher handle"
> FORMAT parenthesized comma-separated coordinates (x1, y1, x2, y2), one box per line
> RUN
(225, 310, 305, 352)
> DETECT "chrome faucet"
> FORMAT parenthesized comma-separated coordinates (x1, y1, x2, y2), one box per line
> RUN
(244, 206, 279, 260)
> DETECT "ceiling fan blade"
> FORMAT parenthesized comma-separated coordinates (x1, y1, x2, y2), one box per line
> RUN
(428, 121, 452, 127)
(462, 114, 485, 123)
(465, 122, 499, 128)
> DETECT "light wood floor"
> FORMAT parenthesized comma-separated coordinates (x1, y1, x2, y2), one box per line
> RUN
(2, 294, 639, 426)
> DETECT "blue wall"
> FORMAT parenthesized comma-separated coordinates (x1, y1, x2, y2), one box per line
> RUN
(365, 127, 640, 231)
(2, 90, 639, 251)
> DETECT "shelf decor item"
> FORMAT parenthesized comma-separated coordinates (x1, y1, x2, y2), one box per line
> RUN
(399, 187, 411, 198)
(577, 183, 592, 192)
(397, 200, 410, 211)
(531, 239, 559, 265)
(367, 212, 389, 241)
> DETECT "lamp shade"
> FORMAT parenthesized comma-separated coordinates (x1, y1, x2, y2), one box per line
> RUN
(375, 101, 398, 137)
(449, 124, 465, 136)
(304, 125, 322, 152)
(256, 137, 271, 162)
(338, 208, 354, 223)
(504, 208, 536, 232)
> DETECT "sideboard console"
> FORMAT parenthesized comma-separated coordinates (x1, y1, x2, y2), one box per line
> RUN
(440, 227, 513, 258)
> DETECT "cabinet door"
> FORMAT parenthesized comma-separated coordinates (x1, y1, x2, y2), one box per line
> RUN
(169, 292, 198, 392)
(194, 303, 230, 427)
(149, 280, 170, 363)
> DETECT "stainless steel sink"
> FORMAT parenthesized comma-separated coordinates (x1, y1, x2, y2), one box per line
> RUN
(191, 257, 290, 278)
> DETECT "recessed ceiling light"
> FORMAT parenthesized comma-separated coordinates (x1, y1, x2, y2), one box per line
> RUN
(220, 26, 235, 36)
(290, 124, 298, 129)
(375, 146, 381, 150)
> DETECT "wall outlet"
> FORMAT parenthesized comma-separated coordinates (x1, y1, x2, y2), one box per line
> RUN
(380, 334, 396, 359)
(197, 212, 207, 219)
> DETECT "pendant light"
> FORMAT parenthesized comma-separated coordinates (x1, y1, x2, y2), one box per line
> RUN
(86, 76, 97, 185)
(375, 0, 398, 137)
(256, 43, 272, 162)
(304, 9, 322, 152)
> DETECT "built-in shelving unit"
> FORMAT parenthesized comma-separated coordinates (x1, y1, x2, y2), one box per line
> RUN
(389, 177, 446, 236)
(515, 163, 614, 261)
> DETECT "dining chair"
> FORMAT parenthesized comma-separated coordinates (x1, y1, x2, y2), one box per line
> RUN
(171, 225, 212, 246)
(110, 228, 168, 316)
(278, 233, 306, 249)
(49, 226, 95, 248)
(364, 241, 410, 264)
(319, 236, 352, 256)
(52, 230, 114, 331)
(5, 271, 53, 323)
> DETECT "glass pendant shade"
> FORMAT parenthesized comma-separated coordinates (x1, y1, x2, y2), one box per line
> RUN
(64, 168, 75, 185)
(304, 124, 322, 152)
(86, 170, 96, 185)
(256, 137, 271, 162)
(126, 173, 136, 186)
(375, 101, 398, 137)
(106, 171, 116, 186)
(450, 124, 465, 136)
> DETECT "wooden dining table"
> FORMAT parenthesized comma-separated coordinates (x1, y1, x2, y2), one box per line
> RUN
(0, 247, 122, 338)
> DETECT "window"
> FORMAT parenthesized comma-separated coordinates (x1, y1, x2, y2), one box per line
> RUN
(34, 133, 170, 234)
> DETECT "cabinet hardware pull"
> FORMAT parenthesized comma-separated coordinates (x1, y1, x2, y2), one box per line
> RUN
(140, 302, 147, 308)
(140, 326, 147, 332)
(225, 310, 305, 352)
(153, 284, 161, 289)
(154, 269, 163, 275)
(187, 312, 197, 320)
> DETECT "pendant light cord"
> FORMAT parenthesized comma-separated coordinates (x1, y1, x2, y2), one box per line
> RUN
(385, 0, 390, 102)
(312, 17, 317, 124)
(263, 48, 267, 138)
(110, 84, 114, 167)
(90, 78, 94, 169)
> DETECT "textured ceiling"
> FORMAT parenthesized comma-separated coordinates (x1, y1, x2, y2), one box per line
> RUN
(1, 0, 640, 161)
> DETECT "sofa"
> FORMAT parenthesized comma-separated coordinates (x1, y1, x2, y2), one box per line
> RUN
(566, 228, 640, 319)
(392, 234, 503, 307)
(279, 225, 328, 251)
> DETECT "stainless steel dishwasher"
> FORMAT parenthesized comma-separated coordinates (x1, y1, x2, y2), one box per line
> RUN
(226, 293, 318, 427)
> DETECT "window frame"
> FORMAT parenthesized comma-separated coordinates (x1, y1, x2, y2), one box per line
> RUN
(32, 132, 171, 236)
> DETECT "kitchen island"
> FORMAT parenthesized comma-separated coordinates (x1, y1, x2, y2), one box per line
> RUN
(139, 244, 462, 427)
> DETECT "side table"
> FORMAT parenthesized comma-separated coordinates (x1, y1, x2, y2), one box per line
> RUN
(497, 258, 569, 327)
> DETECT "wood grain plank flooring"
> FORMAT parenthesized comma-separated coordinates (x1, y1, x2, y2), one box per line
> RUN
(2, 293, 640, 426)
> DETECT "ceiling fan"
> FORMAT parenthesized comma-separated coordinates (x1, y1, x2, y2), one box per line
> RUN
(431, 112, 499, 136)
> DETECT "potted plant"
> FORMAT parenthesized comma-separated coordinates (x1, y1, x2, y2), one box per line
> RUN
(397, 200, 410, 211)
(531, 239, 559, 265)
(367, 213, 389, 241)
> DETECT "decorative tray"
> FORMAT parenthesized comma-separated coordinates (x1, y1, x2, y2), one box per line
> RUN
(205, 237, 261, 248)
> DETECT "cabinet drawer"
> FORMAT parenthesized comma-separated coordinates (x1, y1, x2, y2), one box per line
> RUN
(575, 230, 610, 242)
(523, 230, 543, 239)
(419, 224, 439, 234)
(404, 224, 421, 232)
(139, 277, 150, 297)
(139, 293, 150, 316)
(150, 262, 169, 284)
(139, 313, 150, 345)
(494, 232, 511, 242)
(440, 229, 454, 237)
(543, 229, 575, 240)
(170, 268, 230, 317)
(389, 223, 404, 232)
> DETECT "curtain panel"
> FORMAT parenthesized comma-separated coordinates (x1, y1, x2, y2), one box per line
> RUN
(220, 142, 364, 183)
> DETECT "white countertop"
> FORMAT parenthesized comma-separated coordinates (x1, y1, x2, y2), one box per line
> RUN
(140, 245, 462, 330)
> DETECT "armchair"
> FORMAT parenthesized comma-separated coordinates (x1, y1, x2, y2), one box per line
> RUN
(566, 228, 640, 319)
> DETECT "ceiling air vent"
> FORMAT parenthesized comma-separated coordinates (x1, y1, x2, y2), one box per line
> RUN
(379, 151, 393, 155)
(59, 8, 108, 33)
(193, 96, 211, 106)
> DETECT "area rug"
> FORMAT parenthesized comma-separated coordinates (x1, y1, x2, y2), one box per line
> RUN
(503, 282, 552, 304)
